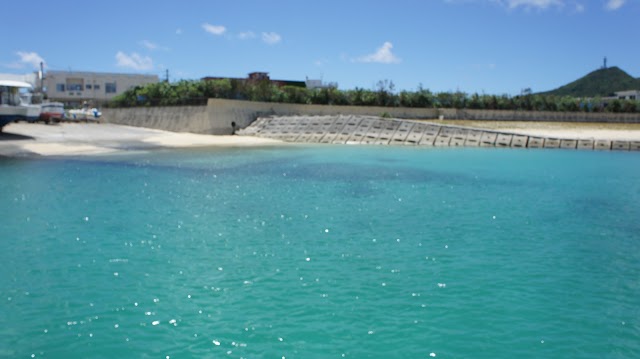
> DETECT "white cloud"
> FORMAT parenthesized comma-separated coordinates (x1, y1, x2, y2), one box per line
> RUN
(15, 51, 46, 69)
(140, 40, 158, 50)
(140, 40, 169, 51)
(176, 28, 183, 35)
(605, 0, 625, 10)
(202, 23, 226, 36)
(354, 42, 401, 64)
(499, 0, 564, 10)
(115, 51, 153, 71)
(262, 32, 282, 45)
(238, 31, 256, 40)
(499, 0, 627, 12)
(448, 0, 592, 13)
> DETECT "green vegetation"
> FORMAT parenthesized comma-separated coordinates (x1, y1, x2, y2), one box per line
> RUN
(540, 67, 640, 98)
(109, 77, 640, 113)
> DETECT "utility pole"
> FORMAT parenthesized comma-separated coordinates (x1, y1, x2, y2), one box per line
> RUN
(165, 69, 169, 83)
(39, 61, 45, 101)
(40, 62, 44, 83)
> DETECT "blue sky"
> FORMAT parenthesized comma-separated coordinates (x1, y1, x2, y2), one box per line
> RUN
(1, 0, 638, 95)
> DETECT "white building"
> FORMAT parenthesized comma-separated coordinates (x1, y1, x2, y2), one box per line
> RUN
(44, 70, 158, 107)
(305, 77, 338, 90)
(615, 90, 640, 100)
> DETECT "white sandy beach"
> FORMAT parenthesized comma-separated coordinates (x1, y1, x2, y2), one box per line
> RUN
(434, 120, 640, 141)
(0, 123, 283, 157)
(2, 121, 640, 157)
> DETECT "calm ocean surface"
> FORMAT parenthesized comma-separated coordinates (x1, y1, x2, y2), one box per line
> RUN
(1, 145, 639, 358)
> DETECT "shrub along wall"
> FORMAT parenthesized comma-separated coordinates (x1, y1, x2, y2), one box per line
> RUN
(109, 79, 640, 114)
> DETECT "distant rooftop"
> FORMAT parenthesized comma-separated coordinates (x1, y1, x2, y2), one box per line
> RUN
(46, 70, 158, 79)
(203, 72, 305, 88)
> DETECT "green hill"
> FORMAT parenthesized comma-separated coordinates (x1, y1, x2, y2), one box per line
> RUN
(540, 67, 640, 97)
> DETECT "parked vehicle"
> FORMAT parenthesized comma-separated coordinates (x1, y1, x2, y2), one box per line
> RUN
(39, 102, 65, 124)
(67, 106, 101, 122)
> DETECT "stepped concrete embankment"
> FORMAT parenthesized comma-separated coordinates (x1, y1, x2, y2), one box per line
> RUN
(238, 115, 640, 151)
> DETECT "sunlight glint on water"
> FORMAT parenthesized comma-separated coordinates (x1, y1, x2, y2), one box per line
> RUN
(1, 146, 639, 358)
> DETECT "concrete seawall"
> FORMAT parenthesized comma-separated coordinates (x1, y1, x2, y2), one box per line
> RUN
(101, 106, 213, 133)
(102, 100, 442, 135)
(439, 108, 640, 123)
(102, 99, 640, 136)
(238, 115, 640, 151)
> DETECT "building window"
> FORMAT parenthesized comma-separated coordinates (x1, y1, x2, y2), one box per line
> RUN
(105, 82, 117, 94)
(86, 84, 92, 90)
(66, 78, 84, 92)
(94, 84, 100, 90)
(56, 84, 65, 92)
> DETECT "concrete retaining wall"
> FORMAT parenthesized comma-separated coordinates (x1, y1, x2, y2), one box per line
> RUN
(102, 100, 440, 135)
(102, 106, 212, 133)
(238, 115, 640, 152)
(102, 99, 640, 136)
(440, 108, 640, 123)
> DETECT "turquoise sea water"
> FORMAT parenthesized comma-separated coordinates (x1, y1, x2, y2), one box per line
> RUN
(1, 146, 639, 358)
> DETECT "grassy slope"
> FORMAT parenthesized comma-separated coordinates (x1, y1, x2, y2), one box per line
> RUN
(540, 67, 640, 97)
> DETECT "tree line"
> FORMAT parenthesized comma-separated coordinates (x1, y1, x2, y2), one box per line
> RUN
(108, 78, 640, 113)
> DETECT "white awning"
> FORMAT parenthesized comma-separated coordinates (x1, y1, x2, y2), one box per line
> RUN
(0, 80, 33, 88)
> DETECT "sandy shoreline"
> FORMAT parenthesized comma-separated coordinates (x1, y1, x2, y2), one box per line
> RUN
(2, 121, 640, 157)
(0, 123, 284, 157)
(433, 120, 640, 141)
